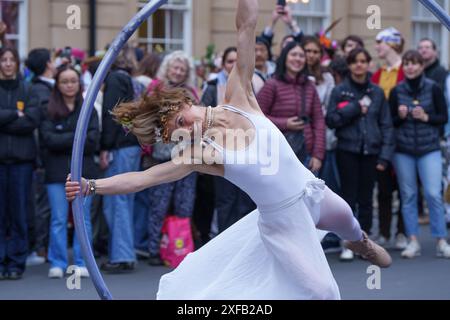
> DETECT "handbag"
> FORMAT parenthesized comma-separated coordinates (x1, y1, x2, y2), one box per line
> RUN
(159, 215, 194, 268)
(284, 83, 309, 163)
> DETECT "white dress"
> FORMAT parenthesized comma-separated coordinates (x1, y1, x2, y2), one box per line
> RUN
(157, 105, 340, 300)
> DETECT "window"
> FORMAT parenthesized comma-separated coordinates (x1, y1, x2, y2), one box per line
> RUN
(412, 0, 449, 67)
(0, 0, 27, 57)
(289, 0, 331, 36)
(137, 0, 192, 55)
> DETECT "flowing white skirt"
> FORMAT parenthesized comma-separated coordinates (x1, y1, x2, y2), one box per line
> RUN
(157, 180, 340, 300)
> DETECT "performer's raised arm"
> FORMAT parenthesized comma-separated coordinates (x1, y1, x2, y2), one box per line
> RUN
(234, 0, 258, 90)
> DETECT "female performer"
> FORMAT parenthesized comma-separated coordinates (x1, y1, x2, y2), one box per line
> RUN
(66, 0, 391, 299)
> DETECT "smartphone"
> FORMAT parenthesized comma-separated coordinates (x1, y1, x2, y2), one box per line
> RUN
(360, 95, 372, 107)
(277, 0, 286, 14)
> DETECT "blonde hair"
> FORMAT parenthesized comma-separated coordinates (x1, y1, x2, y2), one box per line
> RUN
(157, 50, 196, 88)
(111, 84, 192, 145)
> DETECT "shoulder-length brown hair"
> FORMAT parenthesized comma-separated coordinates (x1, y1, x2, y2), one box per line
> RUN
(302, 36, 327, 84)
(0, 47, 20, 76)
(47, 65, 83, 121)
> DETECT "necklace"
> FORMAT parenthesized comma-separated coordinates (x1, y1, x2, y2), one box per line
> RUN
(201, 106, 215, 147)
(205, 106, 214, 132)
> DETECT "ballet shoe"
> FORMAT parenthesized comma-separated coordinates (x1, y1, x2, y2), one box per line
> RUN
(345, 232, 392, 268)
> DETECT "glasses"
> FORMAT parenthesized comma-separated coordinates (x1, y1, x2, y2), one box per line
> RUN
(59, 79, 79, 86)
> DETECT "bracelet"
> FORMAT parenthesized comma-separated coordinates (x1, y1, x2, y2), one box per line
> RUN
(87, 179, 96, 196)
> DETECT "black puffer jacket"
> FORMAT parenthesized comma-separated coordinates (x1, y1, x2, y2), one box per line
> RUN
(389, 75, 448, 156)
(326, 76, 395, 165)
(31, 77, 53, 108)
(40, 101, 99, 183)
(425, 59, 448, 91)
(0, 78, 41, 164)
(101, 69, 139, 151)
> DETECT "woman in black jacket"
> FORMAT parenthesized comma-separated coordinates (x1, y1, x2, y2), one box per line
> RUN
(0, 47, 40, 280)
(40, 65, 99, 278)
(389, 50, 450, 259)
(326, 48, 394, 261)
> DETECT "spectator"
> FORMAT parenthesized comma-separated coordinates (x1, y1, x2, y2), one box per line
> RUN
(257, 41, 326, 174)
(261, 5, 303, 55)
(25, 48, 57, 265)
(40, 65, 99, 278)
(326, 48, 394, 262)
(329, 56, 349, 85)
(146, 50, 199, 266)
(0, 47, 40, 280)
(255, 37, 276, 82)
(389, 50, 450, 259)
(341, 35, 364, 58)
(100, 45, 141, 273)
(418, 38, 448, 91)
(372, 27, 407, 249)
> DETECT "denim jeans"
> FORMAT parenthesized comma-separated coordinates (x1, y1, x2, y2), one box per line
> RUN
(103, 146, 141, 263)
(133, 188, 150, 252)
(393, 151, 448, 238)
(47, 184, 93, 269)
(0, 163, 33, 274)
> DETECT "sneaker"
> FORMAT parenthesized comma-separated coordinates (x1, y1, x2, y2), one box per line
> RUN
(7, 271, 22, 280)
(26, 251, 46, 266)
(436, 240, 450, 258)
(77, 266, 90, 278)
(401, 240, 421, 258)
(48, 267, 64, 279)
(100, 262, 135, 274)
(394, 234, 408, 250)
(339, 248, 354, 261)
(376, 236, 389, 248)
(345, 232, 392, 267)
(148, 254, 165, 266)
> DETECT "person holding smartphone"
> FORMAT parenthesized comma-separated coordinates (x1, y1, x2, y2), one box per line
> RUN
(326, 48, 394, 262)
(260, 1, 304, 57)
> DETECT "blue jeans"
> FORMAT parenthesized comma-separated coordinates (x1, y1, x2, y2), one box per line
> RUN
(103, 146, 141, 263)
(393, 151, 448, 238)
(134, 188, 150, 251)
(47, 184, 93, 269)
(0, 163, 33, 274)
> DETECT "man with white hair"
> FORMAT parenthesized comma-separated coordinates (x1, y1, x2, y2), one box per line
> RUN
(418, 38, 448, 91)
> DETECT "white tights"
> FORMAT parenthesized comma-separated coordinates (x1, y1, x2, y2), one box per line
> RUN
(316, 187, 363, 242)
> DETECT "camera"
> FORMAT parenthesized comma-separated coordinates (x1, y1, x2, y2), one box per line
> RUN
(298, 116, 310, 124)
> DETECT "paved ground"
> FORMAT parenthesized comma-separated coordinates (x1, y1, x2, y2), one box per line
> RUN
(1, 225, 449, 300)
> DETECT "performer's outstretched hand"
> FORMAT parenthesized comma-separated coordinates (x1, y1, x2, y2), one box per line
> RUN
(65, 174, 87, 202)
